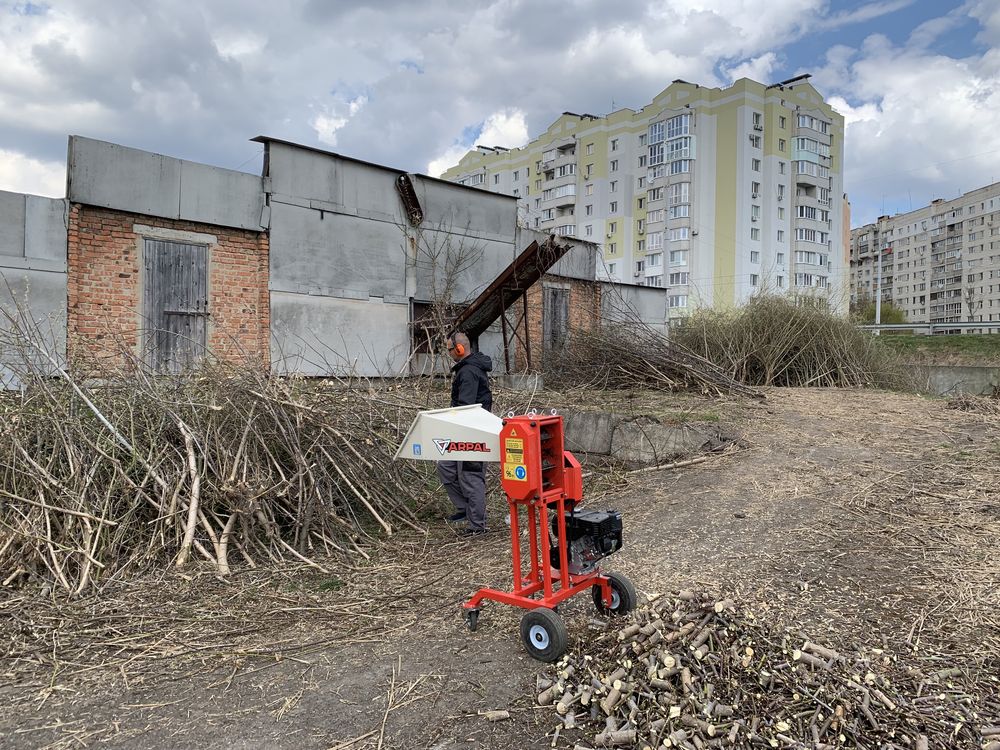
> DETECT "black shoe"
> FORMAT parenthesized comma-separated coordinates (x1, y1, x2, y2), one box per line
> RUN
(446, 511, 467, 523)
(462, 527, 489, 537)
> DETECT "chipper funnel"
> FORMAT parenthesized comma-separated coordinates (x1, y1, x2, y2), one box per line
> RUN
(394, 405, 503, 462)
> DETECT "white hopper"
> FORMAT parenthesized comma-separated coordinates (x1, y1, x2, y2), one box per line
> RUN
(394, 405, 503, 462)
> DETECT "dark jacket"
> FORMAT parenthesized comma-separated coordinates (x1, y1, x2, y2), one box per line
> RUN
(451, 351, 493, 412)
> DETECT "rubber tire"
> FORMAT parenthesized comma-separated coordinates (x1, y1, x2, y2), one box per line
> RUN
(466, 609, 479, 632)
(519, 608, 568, 663)
(592, 571, 637, 616)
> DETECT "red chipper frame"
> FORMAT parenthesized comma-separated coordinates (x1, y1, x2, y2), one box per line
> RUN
(463, 413, 634, 662)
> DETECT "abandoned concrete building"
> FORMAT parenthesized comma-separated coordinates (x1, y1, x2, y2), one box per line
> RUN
(0, 136, 669, 384)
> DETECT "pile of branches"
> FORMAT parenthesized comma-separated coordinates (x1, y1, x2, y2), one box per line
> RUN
(946, 392, 1000, 416)
(537, 592, 998, 749)
(544, 321, 763, 398)
(0, 353, 432, 594)
(671, 295, 910, 389)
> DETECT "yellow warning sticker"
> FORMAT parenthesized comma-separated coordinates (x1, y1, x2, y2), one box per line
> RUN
(503, 464, 528, 482)
(504, 438, 524, 465)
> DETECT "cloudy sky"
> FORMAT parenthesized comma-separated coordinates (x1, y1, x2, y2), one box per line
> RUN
(0, 0, 998, 225)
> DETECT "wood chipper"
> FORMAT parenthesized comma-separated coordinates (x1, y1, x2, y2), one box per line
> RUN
(396, 406, 635, 661)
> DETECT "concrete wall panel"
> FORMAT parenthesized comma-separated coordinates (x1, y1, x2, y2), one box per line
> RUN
(413, 177, 517, 242)
(24, 195, 68, 262)
(68, 136, 263, 231)
(270, 292, 410, 376)
(0, 191, 26, 259)
(601, 283, 667, 326)
(266, 142, 342, 204)
(0, 268, 67, 386)
(269, 201, 407, 298)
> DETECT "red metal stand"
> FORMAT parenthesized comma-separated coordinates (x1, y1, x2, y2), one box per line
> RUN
(463, 413, 613, 623)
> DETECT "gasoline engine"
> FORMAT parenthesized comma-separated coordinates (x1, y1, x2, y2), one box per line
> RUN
(549, 509, 623, 575)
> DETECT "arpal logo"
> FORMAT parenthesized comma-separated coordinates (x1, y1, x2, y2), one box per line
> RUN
(433, 439, 491, 455)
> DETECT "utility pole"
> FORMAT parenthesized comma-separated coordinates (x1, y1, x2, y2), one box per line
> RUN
(874, 242, 883, 336)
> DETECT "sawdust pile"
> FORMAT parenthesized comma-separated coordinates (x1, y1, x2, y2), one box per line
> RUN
(538, 592, 999, 749)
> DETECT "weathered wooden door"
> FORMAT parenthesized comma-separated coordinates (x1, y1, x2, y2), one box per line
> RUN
(543, 286, 569, 352)
(143, 239, 208, 373)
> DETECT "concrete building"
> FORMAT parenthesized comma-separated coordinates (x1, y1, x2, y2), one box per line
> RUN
(4, 135, 666, 383)
(850, 182, 1000, 325)
(441, 76, 848, 315)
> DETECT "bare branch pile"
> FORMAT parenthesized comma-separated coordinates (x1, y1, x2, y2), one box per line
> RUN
(545, 322, 764, 398)
(538, 592, 998, 749)
(0, 359, 433, 594)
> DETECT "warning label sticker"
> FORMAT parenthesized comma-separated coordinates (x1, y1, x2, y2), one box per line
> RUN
(503, 464, 528, 482)
(504, 438, 524, 464)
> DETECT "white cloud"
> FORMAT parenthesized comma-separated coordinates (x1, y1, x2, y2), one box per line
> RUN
(427, 108, 528, 177)
(312, 94, 369, 146)
(0, 150, 64, 197)
(722, 52, 780, 84)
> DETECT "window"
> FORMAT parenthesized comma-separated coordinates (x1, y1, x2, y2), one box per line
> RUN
(751, 158, 761, 172)
(751, 181, 761, 197)
(556, 163, 575, 178)
(585, 225, 593, 236)
(610, 201, 618, 213)
(750, 274, 759, 287)
(666, 136, 692, 160)
(647, 209, 664, 223)
(610, 159, 619, 172)
(777, 232, 785, 244)
(513, 170, 519, 181)
(666, 113, 691, 139)
(648, 231, 663, 250)
(493, 174, 500, 185)
(796, 161, 829, 178)
(610, 180, 617, 193)
(778, 138, 786, 152)
(750, 251, 760, 263)
(752, 111, 762, 128)
(778, 161, 786, 175)
(637, 176, 646, 188)
(669, 205, 690, 219)
(648, 164, 665, 181)
(585, 204, 593, 216)
(649, 187, 664, 201)
(609, 221, 617, 233)
(635, 260, 645, 275)
(798, 205, 817, 220)
(586, 143, 594, 155)
(648, 252, 662, 268)
(637, 197, 645, 209)
(669, 249, 688, 265)
(585, 163, 593, 178)
(649, 142, 664, 166)
(513, 189, 519, 197)
(669, 271, 689, 285)
(670, 159, 691, 175)
(668, 182, 690, 206)
(750, 135, 761, 148)
(669, 294, 688, 308)
(636, 239, 645, 252)
(608, 242, 616, 253)
(797, 114, 829, 133)
(646, 275, 663, 288)
(608, 262, 616, 275)
(795, 137, 831, 157)
(777, 275, 785, 288)
(751, 205, 761, 220)
(751, 227, 760, 241)
(611, 138, 619, 152)
(586, 183, 594, 196)
(638, 155, 647, 167)
(637, 219, 645, 233)
(779, 115, 787, 129)
(669, 227, 690, 242)
(777, 252, 785, 264)
(639, 134, 647, 146)
(778, 207, 785, 220)
(648, 121, 665, 144)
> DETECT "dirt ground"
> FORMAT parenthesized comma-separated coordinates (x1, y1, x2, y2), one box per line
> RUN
(2, 387, 999, 749)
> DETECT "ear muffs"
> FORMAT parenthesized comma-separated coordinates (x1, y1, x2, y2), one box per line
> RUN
(453, 341, 465, 357)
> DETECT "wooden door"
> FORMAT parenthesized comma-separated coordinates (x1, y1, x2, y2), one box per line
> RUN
(143, 239, 208, 373)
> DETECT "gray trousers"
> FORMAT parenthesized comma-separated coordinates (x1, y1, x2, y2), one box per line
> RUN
(437, 461, 487, 530)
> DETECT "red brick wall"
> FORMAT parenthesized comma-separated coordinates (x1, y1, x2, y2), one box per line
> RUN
(67, 204, 269, 369)
(515, 275, 601, 370)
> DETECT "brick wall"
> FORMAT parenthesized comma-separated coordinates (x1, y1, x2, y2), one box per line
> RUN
(67, 204, 269, 369)
(515, 275, 601, 370)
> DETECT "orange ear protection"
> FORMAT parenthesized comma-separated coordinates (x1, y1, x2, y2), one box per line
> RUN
(449, 336, 466, 357)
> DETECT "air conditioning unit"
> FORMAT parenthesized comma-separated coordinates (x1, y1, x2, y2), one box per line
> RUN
(753, 124, 763, 131)
(777, 194, 784, 201)
(751, 216, 758, 222)
(638, 228, 644, 235)
(751, 193, 759, 199)
(691, 230, 699, 236)
(607, 232, 614, 238)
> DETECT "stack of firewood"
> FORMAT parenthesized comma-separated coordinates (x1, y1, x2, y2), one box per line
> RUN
(537, 592, 997, 749)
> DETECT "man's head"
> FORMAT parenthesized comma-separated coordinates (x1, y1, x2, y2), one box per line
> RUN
(445, 332, 471, 362)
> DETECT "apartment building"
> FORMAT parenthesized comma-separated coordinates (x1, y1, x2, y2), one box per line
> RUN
(441, 76, 848, 315)
(850, 182, 1000, 325)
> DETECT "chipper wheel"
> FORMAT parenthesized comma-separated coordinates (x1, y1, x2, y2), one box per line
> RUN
(592, 571, 637, 616)
(519, 607, 568, 663)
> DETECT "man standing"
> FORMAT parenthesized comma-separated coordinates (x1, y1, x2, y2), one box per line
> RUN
(438, 332, 493, 536)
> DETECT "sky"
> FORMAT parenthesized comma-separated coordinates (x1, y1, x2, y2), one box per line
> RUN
(0, 0, 998, 226)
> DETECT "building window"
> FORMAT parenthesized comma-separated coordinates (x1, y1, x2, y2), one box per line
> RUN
(608, 242, 616, 253)
(670, 159, 691, 175)
(752, 111, 763, 128)
(610, 201, 618, 213)
(611, 138, 619, 151)
(750, 250, 760, 263)
(669, 205, 690, 219)
(778, 138, 786, 152)
(635, 260, 645, 275)
(779, 161, 786, 174)
(751, 227, 760, 241)
(585, 224, 593, 236)
(638, 155, 647, 167)
(669, 271, 689, 285)
(750, 273, 759, 287)
(586, 143, 594, 155)
(637, 197, 645, 209)
(751, 158, 761, 172)
(778, 207, 785, 220)
(777, 252, 785, 264)
(669, 227, 689, 241)
(777, 231, 785, 243)
(750, 135, 761, 148)
(648, 231, 663, 250)
(649, 187, 663, 201)
(751, 205, 761, 220)
(637, 219, 645, 233)
(639, 134, 647, 146)
(779, 115, 787, 129)
(585, 183, 594, 196)
(669, 249, 688, 266)
(610, 159, 619, 172)
(751, 181, 761, 197)
(648, 252, 662, 267)
(609, 221, 617, 233)
(669, 294, 688, 308)
(608, 262, 616, 274)
(777, 275, 785, 288)
(513, 170, 519, 181)
(585, 204, 593, 216)
(585, 163, 593, 178)
(647, 209, 664, 223)
(610, 180, 618, 193)
(636, 239, 646, 252)
(493, 174, 500, 185)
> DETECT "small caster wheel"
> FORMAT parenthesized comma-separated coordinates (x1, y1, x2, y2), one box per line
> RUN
(592, 571, 637, 616)
(519, 607, 568, 663)
(465, 608, 480, 632)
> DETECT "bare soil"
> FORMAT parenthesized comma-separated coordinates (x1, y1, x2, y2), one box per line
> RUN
(2, 388, 998, 749)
